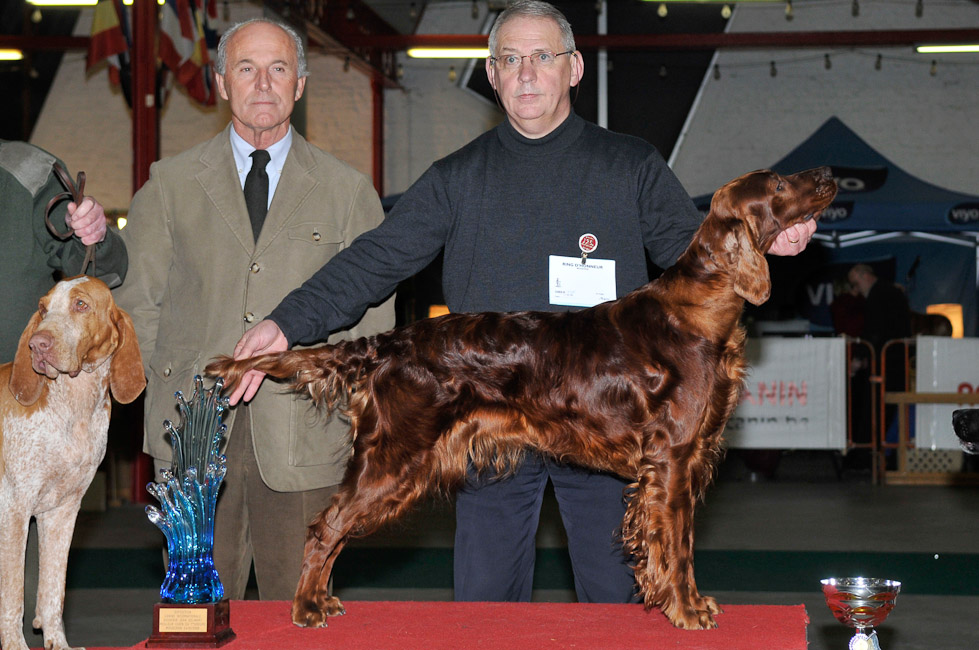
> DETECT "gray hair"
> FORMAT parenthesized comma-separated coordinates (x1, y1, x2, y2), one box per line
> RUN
(488, 1, 576, 56)
(216, 18, 308, 78)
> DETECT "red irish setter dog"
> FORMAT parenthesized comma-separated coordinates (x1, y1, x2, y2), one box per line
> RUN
(207, 167, 837, 630)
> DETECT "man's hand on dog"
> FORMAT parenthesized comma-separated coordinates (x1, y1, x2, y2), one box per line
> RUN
(228, 320, 289, 405)
(769, 219, 817, 256)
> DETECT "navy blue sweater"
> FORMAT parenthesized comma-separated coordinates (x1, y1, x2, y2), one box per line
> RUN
(270, 112, 703, 345)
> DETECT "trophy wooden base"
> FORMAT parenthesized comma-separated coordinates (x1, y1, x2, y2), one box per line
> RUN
(145, 599, 236, 648)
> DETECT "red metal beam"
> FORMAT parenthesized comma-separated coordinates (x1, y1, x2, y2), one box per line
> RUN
(7, 28, 976, 54)
(0, 35, 89, 50)
(130, 0, 158, 194)
(337, 28, 979, 51)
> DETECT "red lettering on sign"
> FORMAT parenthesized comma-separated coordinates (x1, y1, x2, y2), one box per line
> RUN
(741, 381, 808, 406)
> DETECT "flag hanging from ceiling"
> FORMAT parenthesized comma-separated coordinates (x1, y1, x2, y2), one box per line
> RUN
(159, 0, 217, 106)
(86, 0, 132, 106)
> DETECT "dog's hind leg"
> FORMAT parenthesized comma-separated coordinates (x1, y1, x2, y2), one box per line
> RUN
(290, 498, 351, 628)
(290, 469, 432, 628)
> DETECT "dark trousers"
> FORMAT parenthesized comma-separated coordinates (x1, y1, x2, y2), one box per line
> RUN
(453, 454, 638, 603)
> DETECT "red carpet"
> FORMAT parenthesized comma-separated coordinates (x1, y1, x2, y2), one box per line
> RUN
(105, 600, 808, 649)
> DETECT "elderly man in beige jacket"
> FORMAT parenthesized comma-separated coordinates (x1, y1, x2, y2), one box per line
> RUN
(115, 18, 393, 600)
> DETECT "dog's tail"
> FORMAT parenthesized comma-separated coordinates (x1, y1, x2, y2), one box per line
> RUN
(205, 340, 373, 412)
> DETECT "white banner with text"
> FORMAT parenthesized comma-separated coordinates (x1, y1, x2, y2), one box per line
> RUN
(725, 337, 847, 449)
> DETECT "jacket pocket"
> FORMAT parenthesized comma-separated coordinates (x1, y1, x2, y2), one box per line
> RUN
(288, 222, 344, 253)
(144, 346, 203, 459)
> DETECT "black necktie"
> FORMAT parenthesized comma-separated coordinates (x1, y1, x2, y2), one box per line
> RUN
(244, 150, 271, 242)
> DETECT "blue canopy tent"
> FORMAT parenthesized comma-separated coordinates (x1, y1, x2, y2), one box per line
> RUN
(694, 117, 979, 336)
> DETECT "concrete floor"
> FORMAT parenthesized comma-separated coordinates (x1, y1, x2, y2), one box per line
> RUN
(19, 450, 979, 649)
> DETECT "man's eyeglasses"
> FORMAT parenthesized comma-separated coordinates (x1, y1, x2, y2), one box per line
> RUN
(490, 51, 574, 71)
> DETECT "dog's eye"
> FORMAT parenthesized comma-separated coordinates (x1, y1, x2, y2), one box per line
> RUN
(775, 182, 784, 192)
(73, 299, 90, 313)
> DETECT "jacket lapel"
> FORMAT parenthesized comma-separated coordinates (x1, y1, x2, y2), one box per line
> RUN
(196, 124, 255, 253)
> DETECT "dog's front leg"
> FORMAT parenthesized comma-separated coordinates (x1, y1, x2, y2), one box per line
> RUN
(0, 505, 33, 650)
(33, 499, 83, 650)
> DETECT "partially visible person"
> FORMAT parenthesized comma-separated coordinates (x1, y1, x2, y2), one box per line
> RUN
(113, 18, 394, 600)
(848, 263, 913, 462)
(222, 1, 816, 605)
(830, 277, 865, 338)
(848, 263, 912, 353)
(0, 140, 126, 363)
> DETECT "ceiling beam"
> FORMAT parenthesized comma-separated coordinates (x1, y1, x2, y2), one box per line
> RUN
(3, 27, 976, 55)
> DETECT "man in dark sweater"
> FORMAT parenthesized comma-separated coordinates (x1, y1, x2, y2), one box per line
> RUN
(226, 1, 816, 603)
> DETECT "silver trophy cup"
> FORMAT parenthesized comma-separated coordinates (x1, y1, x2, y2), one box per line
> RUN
(821, 577, 901, 650)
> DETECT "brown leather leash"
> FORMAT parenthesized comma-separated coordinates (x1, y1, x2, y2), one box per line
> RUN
(45, 161, 96, 276)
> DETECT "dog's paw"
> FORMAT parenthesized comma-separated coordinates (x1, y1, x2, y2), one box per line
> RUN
(675, 609, 718, 630)
(662, 600, 719, 630)
(291, 595, 346, 628)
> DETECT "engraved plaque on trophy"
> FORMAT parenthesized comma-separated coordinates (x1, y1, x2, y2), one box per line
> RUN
(145, 376, 235, 648)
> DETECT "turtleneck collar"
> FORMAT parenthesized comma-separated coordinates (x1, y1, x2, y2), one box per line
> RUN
(496, 111, 585, 156)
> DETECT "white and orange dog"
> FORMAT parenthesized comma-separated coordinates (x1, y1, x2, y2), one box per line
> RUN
(0, 276, 144, 650)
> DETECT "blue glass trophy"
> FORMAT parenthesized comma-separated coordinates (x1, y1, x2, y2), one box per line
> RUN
(145, 376, 235, 647)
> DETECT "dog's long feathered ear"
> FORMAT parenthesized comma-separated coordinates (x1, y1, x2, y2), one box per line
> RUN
(9, 311, 45, 406)
(731, 218, 772, 306)
(108, 307, 146, 404)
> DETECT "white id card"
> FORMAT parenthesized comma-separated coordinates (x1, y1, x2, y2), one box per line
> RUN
(548, 255, 616, 308)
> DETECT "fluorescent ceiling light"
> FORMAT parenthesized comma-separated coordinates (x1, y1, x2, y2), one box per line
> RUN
(27, 0, 99, 6)
(0, 49, 25, 61)
(407, 48, 489, 59)
(916, 44, 979, 54)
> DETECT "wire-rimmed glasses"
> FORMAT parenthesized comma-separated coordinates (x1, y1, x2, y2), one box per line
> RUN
(490, 50, 574, 71)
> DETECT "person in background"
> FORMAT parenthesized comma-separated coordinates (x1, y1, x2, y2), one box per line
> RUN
(225, 1, 815, 603)
(113, 18, 394, 600)
(848, 263, 912, 353)
(0, 139, 126, 363)
(848, 263, 913, 466)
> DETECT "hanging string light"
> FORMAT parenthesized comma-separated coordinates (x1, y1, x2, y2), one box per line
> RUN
(785, 0, 793, 22)
(875, 54, 882, 70)
(343, 56, 350, 72)
(851, 0, 859, 17)
(448, 66, 457, 82)
(915, 0, 923, 18)
(930, 60, 937, 76)
(824, 53, 832, 70)
(659, 65, 668, 78)
(657, 3, 668, 19)
(770, 61, 777, 77)
(721, 4, 732, 19)
(471, 1, 479, 20)
(713, 64, 721, 80)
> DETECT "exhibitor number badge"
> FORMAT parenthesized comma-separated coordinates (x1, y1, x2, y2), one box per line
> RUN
(578, 233, 598, 264)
